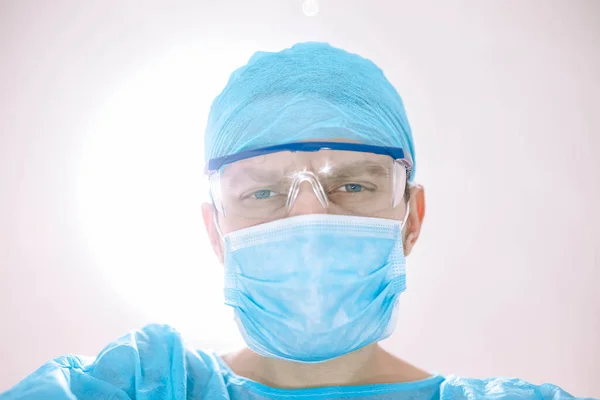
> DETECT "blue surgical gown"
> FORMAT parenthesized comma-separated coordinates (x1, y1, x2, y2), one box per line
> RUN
(0, 324, 594, 399)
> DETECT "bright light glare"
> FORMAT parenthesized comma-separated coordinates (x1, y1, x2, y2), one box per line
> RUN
(75, 46, 244, 349)
(302, 0, 319, 16)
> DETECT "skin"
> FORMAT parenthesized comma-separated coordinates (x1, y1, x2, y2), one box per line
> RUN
(201, 144, 428, 389)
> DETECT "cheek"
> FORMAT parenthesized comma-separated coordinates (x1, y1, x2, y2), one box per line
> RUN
(219, 215, 270, 234)
(372, 205, 406, 221)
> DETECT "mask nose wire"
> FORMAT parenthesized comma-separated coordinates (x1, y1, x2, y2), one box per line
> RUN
(286, 171, 329, 211)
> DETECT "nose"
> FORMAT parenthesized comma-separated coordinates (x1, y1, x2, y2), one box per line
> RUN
(287, 179, 329, 217)
(288, 191, 328, 216)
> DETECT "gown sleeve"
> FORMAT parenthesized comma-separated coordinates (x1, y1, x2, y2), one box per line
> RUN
(0, 324, 193, 400)
(441, 376, 596, 400)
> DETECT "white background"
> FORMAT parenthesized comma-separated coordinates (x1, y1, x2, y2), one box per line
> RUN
(1, 0, 599, 397)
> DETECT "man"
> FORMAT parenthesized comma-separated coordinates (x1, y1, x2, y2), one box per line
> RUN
(1, 42, 591, 399)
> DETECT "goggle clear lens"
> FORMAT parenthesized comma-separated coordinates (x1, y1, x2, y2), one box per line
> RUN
(209, 148, 410, 221)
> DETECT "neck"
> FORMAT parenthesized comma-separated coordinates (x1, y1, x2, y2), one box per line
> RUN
(222, 344, 431, 389)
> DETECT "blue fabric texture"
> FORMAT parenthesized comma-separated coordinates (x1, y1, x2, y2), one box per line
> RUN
(204, 42, 417, 180)
(223, 214, 406, 363)
(1, 324, 595, 399)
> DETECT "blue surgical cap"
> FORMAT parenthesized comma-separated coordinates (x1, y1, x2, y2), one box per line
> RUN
(205, 42, 416, 179)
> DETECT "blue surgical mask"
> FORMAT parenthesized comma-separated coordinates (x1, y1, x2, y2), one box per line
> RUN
(222, 213, 407, 363)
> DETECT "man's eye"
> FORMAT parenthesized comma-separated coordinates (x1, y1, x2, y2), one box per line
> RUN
(339, 184, 363, 193)
(252, 189, 275, 199)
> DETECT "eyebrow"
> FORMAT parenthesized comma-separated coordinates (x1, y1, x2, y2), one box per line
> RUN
(224, 160, 391, 187)
(320, 161, 391, 179)
(225, 166, 290, 187)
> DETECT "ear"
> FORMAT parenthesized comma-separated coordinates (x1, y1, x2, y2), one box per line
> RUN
(403, 183, 425, 256)
(201, 202, 224, 264)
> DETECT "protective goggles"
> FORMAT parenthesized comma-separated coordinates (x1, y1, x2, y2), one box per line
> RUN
(205, 142, 413, 221)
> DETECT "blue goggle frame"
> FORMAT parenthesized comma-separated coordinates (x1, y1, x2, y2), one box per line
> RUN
(205, 141, 412, 176)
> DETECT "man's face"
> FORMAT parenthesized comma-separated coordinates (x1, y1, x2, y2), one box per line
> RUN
(201, 143, 426, 263)
(216, 149, 410, 233)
